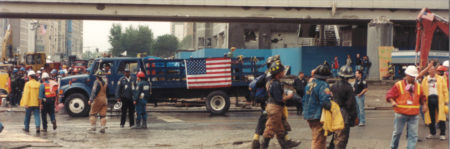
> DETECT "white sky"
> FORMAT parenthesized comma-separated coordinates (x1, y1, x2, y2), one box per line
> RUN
(83, 20, 170, 52)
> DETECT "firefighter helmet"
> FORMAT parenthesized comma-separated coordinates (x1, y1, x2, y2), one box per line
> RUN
(95, 70, 106, 77)
(338, 65, 354, 78)
(314, 62, 332, 80)
(269, 61, 285, 76)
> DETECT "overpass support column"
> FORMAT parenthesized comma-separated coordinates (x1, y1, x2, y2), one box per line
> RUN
(366, 17, 393, 80)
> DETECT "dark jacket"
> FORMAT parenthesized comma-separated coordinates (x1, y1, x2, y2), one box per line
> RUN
(330, 79, 357, 126)
(133, 80, 151, 103)
(268, 79, 284, 106)
(115, 76, 136, 100)
(11, 74, 25, 92)
(293, 77, 307, 97)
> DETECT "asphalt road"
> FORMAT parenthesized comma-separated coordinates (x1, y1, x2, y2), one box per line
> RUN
(0, 109, 448, 149)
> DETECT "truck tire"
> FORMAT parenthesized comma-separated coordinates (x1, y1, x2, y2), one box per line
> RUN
(205, 90, 230, 115)
(65, 93, 89, 117)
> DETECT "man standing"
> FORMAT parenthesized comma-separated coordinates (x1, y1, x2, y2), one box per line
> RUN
(354, 70, 368, 126)
(115, 68, 136, 128)
(20, 71, 41, 133)
(332, 56, 339, 78)
(302, 63, 332, 149)
(88, 71, 109, 133)
(422, 66, 448, 140)
(362, 56, 371, 80)
(39, 72, 58, 132)
(132, 71, 150, 129)
(386, 65, 426, 149)
(329, 65, 358, 149)
(11, 68, 25, 107)
(261, 61, 294, 149)
(293, 72, 307, 115)
(355, 53, 362, 71)
(346, 55, 352, 66)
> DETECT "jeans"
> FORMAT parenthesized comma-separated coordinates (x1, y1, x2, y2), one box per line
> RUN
(390, 113, 419, 149)
(41, 99, 56, 130)
(135, 100, 147, 121)
(332, 69, 338, 78)
(24, 107, 40, 130)
(355, 65, 361, 71)
(355, 95, 366, 124)
(363, 68, 369, 80)
(427, 95, 446, 135)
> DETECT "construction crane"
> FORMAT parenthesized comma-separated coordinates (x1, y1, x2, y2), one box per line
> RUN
(415, 8, 449, 68)
(1, 25, 12, 63)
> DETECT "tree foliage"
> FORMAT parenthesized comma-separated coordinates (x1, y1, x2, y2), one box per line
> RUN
(81, 50, 101, 60)
(180, 35, 193, 50)
(152, 34, 179, 57)
(108, 24, 154, 57)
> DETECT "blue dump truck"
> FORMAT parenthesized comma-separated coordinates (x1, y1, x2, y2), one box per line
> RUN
(59, 57, 265, 117)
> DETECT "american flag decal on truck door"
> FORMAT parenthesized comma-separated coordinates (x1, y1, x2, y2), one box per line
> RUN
(184, 58, 232, 89)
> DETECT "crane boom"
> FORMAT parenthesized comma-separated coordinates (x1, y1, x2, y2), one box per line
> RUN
(1, 25, 12, 62)
(415, 8, 449, 68)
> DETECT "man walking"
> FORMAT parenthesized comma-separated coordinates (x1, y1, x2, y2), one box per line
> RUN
(20, 70, 41, 133)
(132, 71, 150, 129)
(293, 72, 307, 115)
(115, 68, 136, 128)
(354, 70, 368, 126)
(422, 66, 448, 140)
(386, 65, 426, 149)
(39, 72, 58, 132)
(88, 71, 109, 133)
(332, 56, 339, 78)
(355, 53, 362, 71)
(328, 65, 358, 149)
(362, 56, 371, 80)
(302, 63, 332, 149)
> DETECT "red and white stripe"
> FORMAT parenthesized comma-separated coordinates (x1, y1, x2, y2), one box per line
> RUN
(187, 58, 232, 89)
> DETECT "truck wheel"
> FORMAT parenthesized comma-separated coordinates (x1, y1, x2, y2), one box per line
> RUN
(205, 90, 230, 115)
(65, 93, 89, 117)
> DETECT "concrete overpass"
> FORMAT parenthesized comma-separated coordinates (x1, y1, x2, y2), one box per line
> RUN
(0, 0, 448, 23)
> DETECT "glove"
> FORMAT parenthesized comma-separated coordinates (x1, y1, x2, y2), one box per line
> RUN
(323, 101, 331, 110)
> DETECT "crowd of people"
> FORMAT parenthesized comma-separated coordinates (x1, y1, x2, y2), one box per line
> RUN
(249, 54, 448, 149)
(331, 53, 372, 80)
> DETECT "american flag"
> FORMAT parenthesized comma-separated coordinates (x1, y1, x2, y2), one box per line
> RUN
(185, 58, 232, 89)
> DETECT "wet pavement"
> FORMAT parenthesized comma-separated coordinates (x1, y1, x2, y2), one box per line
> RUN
(0, 109, 448, 149)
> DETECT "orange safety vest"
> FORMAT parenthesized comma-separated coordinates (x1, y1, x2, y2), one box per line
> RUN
(393, 81, 422, 115)
(44, 81, 58, 98)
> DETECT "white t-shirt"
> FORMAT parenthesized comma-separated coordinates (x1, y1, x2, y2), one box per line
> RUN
(428, 76, 438, 95)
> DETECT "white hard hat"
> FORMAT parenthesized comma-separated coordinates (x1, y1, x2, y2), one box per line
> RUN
(443, 60, 449, 68)
(28, 70, 36, 76)
(40, 67, 44, 70)
(404, 65, 418, 77)
(37, 70, 41, 74)
(42, 72, 50, 79)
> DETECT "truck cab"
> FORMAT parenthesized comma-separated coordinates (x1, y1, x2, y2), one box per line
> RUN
(59, 57, 145, 117)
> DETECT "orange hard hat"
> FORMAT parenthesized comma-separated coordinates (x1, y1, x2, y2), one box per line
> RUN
(137, 71, 146, 78)
(437, 66, 448, 72)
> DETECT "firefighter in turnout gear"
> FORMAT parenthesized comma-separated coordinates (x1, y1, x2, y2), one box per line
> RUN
(39, 72, 58, 132)
(132, 71, 150, 129)
(328, 65, 358, 149)
(115, 68, 136, 128)
(88, 70, 109, 133)
(261, 61, 294, 149)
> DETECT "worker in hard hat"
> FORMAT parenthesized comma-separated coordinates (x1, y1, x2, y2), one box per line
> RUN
(88, 70, 109, 133)
(39, 72, 58, 132)
(132, 71, 151, 129)
(421, 65, 449, 140)
(20, 70, 42, 133)
(386, 65, 426, 149)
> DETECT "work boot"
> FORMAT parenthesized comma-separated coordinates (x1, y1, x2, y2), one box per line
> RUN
(277, 137, 288, 149)
(261, 138, 270, 149)
(286, 139, 301, 148)
(36, 128, 40, 134)
(141, 119, 147, 129)
(251, 140, 260, 149)
(23, 128, 29, 133)
(131, 120, 141, 129)
(99, 127, 106, 133)
(52, 121, 57, 130)
(88, 126, 96, 131)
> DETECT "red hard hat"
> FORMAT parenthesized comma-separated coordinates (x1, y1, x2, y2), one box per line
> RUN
(137, 71, 146, 78)
(437, 66, 448, 72)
